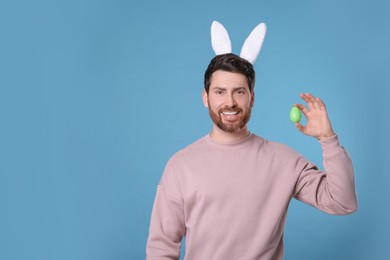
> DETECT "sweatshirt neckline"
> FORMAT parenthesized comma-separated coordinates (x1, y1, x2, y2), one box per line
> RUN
(204, 132, 256, 150)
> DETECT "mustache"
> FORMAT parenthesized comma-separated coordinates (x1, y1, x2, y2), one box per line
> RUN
(218, 107, 242, 113)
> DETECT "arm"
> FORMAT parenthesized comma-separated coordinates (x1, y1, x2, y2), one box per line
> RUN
(146, 161, 186, 259)
(293, 93, 358, 214)
(294, 135, 358, 214)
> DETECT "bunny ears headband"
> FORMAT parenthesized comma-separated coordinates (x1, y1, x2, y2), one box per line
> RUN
(211, 21, 267, 64)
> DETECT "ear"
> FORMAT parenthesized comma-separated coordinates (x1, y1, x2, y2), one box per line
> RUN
(240, 23, 267, 64)
(211, 21, 232, 55)
(202, 90, 209, 108)
(250, 91, 255, 107)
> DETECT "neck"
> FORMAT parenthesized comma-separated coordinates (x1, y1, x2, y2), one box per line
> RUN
(209, 125, 250, 144)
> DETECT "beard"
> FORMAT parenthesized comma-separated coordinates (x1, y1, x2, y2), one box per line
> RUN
(207, 101, 252, 133)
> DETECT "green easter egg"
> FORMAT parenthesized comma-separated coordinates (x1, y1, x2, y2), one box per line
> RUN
(290, 107, 301, 123)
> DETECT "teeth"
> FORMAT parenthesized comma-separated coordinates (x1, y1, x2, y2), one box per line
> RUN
(222, 111, 239, 115)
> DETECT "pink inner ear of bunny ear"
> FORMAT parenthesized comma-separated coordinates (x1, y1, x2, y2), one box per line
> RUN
(240, 23, 267, 64)
(211, 21, 232, 55)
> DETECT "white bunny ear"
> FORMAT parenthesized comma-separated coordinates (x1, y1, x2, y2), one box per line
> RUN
(240, 23, 267, 64)
(211, 21, 232, 55)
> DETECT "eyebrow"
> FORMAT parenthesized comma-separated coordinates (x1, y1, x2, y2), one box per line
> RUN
(211, 86, 248, 91)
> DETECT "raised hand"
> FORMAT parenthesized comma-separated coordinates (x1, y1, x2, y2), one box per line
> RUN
(294, 93, 336, 140)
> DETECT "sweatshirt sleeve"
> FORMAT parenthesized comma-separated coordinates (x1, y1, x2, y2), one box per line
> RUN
(293, 135, 358, 215)
(146, 158, 186, 260)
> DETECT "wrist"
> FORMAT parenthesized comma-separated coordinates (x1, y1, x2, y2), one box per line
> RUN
(318, 131, 336, 141)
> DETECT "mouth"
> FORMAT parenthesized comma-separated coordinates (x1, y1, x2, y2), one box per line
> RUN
(220, 110, 241, 121)
(221, 111, 239, 115)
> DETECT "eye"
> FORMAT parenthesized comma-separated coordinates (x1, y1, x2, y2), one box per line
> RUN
(215, 89, 224, 95)
(236, 89, 246, 95)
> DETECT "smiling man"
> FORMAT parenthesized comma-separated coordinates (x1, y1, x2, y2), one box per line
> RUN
(146, 23, 357, 260)
(204, 69, 253, 142)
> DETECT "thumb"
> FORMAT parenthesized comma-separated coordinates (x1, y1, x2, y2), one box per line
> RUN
(295, 122, 305, 133)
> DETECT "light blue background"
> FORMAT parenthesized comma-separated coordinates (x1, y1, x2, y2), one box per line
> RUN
(1, 0, 389, 259)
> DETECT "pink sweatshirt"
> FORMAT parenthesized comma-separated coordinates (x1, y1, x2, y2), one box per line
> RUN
(146, 134, 357, 260)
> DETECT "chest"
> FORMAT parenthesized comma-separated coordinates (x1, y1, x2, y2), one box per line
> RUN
(180, 151, 295, 209)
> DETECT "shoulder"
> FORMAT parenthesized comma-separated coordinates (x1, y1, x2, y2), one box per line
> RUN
(166, 135, 208, 167)
(253, 134, 302, 159)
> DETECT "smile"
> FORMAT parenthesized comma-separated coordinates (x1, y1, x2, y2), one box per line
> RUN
(221, 111, 239, 115)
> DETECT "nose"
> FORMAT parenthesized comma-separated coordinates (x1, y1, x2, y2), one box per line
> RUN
(226, 93, 237, 107)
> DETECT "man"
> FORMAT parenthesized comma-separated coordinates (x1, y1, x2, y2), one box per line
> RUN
(146, 22, 357, 260)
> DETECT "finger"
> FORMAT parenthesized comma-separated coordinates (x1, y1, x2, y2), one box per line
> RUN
(306, 93, 323, 110)
(305, 93, 316, 101)
(307, 93, 321, 110)
(313, 99, 320, 110)
(316, 97, 326, 111)
(294, 103, 309, 117)
(295, 122, 305, 133)
(300, 93, 314, 110)
(300, 93, 310, 103)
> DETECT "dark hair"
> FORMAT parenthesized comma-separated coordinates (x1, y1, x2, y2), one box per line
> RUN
(204, 53, 256, 93)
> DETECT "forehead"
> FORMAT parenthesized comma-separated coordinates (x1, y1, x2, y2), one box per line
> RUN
(210, 70, 249, 89)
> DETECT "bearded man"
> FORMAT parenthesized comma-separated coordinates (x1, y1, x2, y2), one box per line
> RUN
(145, 52, 357, 260)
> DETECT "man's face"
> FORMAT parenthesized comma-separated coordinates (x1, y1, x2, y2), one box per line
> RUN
(203, 70, 254, 133)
